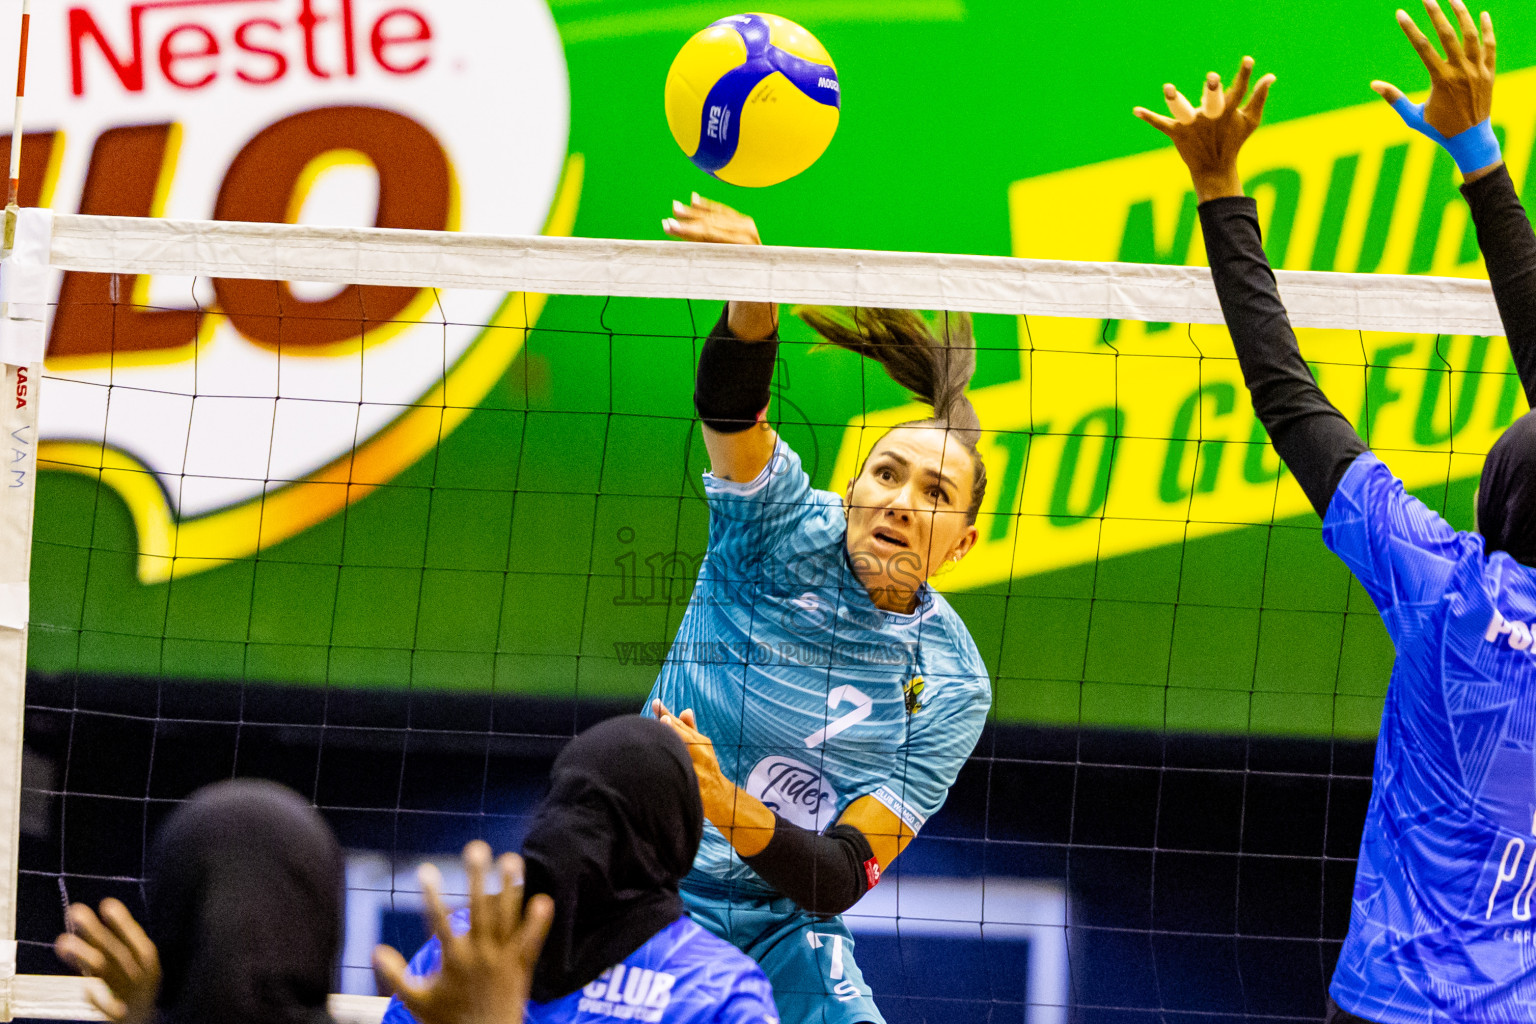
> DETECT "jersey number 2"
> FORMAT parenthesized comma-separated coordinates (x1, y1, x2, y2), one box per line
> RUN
(803, 686, 872, 748)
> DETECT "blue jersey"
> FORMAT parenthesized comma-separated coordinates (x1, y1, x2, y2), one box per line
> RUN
(646, 440, 991, 896)
(1324, 453, 1536, 1024)
(382, 913, 778, 1024)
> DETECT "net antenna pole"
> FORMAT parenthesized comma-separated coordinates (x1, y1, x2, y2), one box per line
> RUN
(0, 2, 40, 1016)
(2, 0, 29, 255)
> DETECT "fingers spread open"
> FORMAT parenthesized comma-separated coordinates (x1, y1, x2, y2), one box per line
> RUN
(1227, 57, 1255, 110)
(671, 199, 705, 222)
(1370, 79, 1407, 103)
(417, 863, 456, 948)
(55, 933, 107, 977)
(464, 840, 492, 935)
(1163, 84, 1196, 124)
(492, 853, 522, 944)
(1482, 11, 1496, 71)
(1201, 72, 1225, 118)
(1423, 0, 1462, 60)
(372, 945, 416, 1000)
(98, 899, 156, 972)
(67, 905, 136, 983)
(1398, 8, 1444, 70)
(1244, 74, 1276, 123)
(519, 893, 556, 960)
(1133, 107, 1177, 135)
(1449, 0, 1481, 59)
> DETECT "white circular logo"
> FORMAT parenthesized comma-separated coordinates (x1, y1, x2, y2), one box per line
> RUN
(21, 0, 573, 580)
(745, 754, 839, 831)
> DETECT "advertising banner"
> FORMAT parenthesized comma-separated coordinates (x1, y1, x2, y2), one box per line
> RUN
(16, 0, 1536, 738)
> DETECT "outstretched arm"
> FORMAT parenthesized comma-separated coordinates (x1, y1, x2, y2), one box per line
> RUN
(664, 196, 779, 482)
(1135, 59, 1367, 518)
(654, 701, 905, 916)
(1371, 0, 1536, 406)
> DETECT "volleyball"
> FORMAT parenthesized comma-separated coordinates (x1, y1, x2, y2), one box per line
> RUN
(664, 13, 840, 187)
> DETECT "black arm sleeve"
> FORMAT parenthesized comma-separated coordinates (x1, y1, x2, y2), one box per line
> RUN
(1198, 197, 1367, 518)
(1462, 164, 1536, 406)
(740, 816, 875, 917)
(693, 308, 780, 433)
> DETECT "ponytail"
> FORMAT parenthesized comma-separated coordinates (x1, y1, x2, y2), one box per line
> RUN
(797, 307, 988, 523)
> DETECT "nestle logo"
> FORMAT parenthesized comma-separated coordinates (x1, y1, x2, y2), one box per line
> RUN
(68, 0, 434, 97)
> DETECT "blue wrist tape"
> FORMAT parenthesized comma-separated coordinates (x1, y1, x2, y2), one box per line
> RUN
(1391, 97, 1502, 174)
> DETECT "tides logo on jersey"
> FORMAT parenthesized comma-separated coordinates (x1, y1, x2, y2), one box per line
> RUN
(28, 0, 578, 582)
(745, 755, 838, 831)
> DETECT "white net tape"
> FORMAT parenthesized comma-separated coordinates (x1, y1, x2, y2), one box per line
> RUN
(46, 211, 1504, 333)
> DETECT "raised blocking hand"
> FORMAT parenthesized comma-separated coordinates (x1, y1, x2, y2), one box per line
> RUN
(662, 194, 776, 339)
(54, 898, 161, 1024)
(662, 193, 762, 246)
(1372, 0, 1499, 176)
(374, 842, 554, 1024)
(1134, 57, 1275, 202)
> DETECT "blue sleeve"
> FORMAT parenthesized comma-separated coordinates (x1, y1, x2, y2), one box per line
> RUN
(381, 909, 467, 1024)
(709, 969, 780, 1024)
(870, 646, 990, 833)
(703, 438, 815, 579)
(1322, 452, 1470, 641)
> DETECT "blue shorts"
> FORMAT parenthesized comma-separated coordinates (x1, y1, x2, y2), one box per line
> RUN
(681, 883, 884, 1024)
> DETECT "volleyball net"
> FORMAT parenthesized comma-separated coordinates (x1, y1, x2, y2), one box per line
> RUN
(0, 208, 1517, 1022)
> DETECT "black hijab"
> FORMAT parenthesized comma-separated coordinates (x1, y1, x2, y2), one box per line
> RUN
(522, 715, 703, 1004)
(146, 779, 343, 1024)
(1479, 410, 1536, 568)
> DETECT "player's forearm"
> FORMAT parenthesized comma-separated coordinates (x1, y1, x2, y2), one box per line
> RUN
(699, 775, 776, 857)
(1198, 196, 1366, 518)
(727, 301, 778, 342)
(695, 308, 778, 432)
(1462, 164, 1536, 407)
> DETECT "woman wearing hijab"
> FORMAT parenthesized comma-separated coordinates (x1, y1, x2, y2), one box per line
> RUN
(1135, 4, 1536, 1022)
(649, 197, 992, 1024)
(54, 778, 550, 1024)
(384, 715, 779, 1024)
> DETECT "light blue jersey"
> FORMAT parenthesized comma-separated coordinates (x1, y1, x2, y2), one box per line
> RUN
(382, 913, 778, 1024)
(1324, 453, 1536, 1024)
(645, 439, 991, 896)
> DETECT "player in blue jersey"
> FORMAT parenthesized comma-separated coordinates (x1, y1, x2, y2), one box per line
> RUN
(52, 779, 551, 1024)
(382, 716, 779, 1024)
(1136, 5, 1536, 1021)
(651, 199, 993, 1024)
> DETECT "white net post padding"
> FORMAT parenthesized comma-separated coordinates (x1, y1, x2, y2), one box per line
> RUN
(0, 207, 49, 1022)
(11, 977, 387, 1023)
(0, 211, 1514, 1020)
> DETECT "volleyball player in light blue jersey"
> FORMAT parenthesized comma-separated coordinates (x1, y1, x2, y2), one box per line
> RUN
(651, 198, 993, 1024)
(1136, 4, 1536, 1019)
